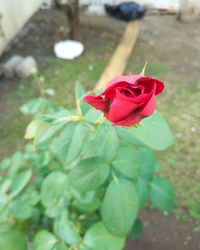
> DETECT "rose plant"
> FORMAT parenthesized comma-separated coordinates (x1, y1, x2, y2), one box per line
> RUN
(83, 75, 164, 126)
(0, 74, 175, 250)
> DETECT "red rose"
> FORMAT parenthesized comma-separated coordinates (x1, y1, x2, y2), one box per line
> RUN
(83, 75, 165, 127)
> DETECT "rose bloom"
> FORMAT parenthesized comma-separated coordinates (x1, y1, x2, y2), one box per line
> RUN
(83, 75, 165, 127)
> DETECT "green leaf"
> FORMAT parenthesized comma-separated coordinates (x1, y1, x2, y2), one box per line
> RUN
(129, 218, 143, 240)
(52, 242, 68, 250)
(66, 123, 87, 163)
(41, 172, 68, 208)
(115, 127, 142, 146)
(127, 111, 174, 150)
(38, 123, 65, 145)
(20, 98, 43, 114)
(51, 123, 87, 166)
(73, 191, 101, 213)
(9, 170, 32, 199)
(80, 129, 99, 159)
(44, 198, 66, 218)
(10, 199, 32, 220)
(25, 120, 44, 140)
(84, 222, 125, 250)
(0, 158, 11, 171)
(113, 145, 140, 179)
(138, 147, 157, 180)
(25, 120, 63, 145)
(84, 108, 102, 123)
(75, 81, 86, 101)
(78, 245, 92, 250)
(0, 226, 27, 250)
(0, 193, 8, 210)
(101, 178, 139, 236)
(42, 109, 70, 124)
(8, 151, 22, 177)
(20, 98, 53, 115)
(95, 123, 119, 162)
(75, 82, 91, 115)
(150, 177, 176, 213)
(69, 157, 109, 193)
(33, 230, 57, 250)
(20, 187, 40, 206)
(135, 178, 149, 208)
(54, 211, 81, 245)
(189, 202, 200, 220)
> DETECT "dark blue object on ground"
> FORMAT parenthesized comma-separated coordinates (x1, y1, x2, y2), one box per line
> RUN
(105, 2, 146, 22)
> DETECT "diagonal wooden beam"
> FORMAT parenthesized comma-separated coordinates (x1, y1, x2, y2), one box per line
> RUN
(95, 21, 140, 90)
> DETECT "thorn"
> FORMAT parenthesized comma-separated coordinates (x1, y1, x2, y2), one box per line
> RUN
(140, 61, 148, 76)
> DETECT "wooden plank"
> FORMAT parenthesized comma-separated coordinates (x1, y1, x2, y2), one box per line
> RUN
(95, 21, 140, 90)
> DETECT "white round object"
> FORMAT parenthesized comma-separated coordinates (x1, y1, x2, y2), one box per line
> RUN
(54, 40, 84, 60)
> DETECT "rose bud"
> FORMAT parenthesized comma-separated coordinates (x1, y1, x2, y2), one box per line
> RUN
(83, 75, 165, 127)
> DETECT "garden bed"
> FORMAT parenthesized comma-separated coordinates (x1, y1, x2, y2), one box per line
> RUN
(0, 8, 118, 158)
(0, 8, 200, 250)
(125, 209, 200, 250)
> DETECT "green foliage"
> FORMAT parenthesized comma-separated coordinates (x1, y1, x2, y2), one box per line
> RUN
(54, 211, 81, 245)
(150, 177, 176, 213)
(41, 172, 68, 214)
(51, 123, 87, 167)
(0, 225, 27, 250)
(113, 145, 139, 179)
(10, 199, 32, 220)
(188, 201, 200, 220)
(95, 123, 119, 162)
(0, 82, 175, 250)
(73, 191, 101, 213)
(123, 111, 174, 150)
(20, 98, 55, 116)
(129, 218, 144, 240)
(83, 222, 125, 250)
(33, 230, 58, 250)
(101, 178, 139, 236)
(69, 157, 110, 193)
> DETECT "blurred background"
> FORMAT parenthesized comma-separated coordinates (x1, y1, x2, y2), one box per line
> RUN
(0, 0, 200, 249)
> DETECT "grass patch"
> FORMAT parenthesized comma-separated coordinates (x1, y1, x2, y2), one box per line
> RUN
(0, 42, 116, 159)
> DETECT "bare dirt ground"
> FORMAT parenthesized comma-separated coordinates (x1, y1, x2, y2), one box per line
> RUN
(0, 8, 118, 101)
(0, 8, 200, 250)
(126, 209, 200, 250)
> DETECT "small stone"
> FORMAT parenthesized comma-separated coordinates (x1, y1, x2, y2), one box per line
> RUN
(15, 56, 37, 79)
(3, 55, 23, 78)
(191, 127, 196, 132)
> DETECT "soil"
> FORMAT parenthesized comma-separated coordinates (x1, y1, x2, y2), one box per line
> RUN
(0, 8, 119, 102)
(0, 7, 200, 250)
(126, 14, 200, 81)
(125, 209, 200, 250)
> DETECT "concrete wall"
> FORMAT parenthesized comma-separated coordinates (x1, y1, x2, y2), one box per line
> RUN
(0, 0, 43, 56)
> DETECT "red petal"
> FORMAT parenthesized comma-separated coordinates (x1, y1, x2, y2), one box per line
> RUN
(83, 95, 107, 111)
(136, 76, 164, 95)
(106, 75, 141, 88)
(102, 75, 141, 96)
(104, 90, 138, 122)
(112, 113, 142, 127)
(141, 93, 156, 117)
